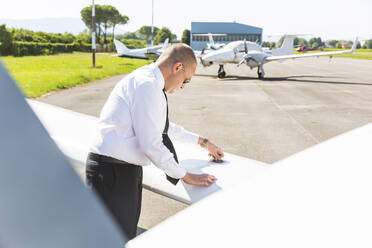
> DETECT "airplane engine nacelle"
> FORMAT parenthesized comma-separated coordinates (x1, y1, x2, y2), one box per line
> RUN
(200, 58, 213, 67)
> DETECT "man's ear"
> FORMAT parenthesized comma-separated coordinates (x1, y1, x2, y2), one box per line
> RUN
(173, 62, 182, 73)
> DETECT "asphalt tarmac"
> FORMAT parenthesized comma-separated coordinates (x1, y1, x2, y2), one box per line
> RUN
(39, 57, 372, 232)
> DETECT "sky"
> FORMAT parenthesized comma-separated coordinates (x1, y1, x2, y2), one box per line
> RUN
(1, 0, 371, 41)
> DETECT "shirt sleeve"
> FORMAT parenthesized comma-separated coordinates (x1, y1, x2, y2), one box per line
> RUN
(131, 81, 186, 179)
(168, 122, 199, 145)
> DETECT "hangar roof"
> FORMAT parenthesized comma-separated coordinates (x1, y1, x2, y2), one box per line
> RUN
(191, 22, 262, 34)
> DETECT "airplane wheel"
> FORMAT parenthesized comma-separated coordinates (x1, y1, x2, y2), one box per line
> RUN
(257, 67, 265, 79)
(218, 71, 226, 78)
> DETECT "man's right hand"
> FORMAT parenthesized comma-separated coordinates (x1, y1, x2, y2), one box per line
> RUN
(181, 172, 217, 187)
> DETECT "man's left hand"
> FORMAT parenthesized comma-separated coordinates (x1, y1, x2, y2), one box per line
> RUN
(206, 141, 224, 160)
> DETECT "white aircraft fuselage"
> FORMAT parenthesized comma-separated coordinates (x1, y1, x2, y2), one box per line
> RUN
(114, 39, 169, 60)
(201, 40, 264, 65)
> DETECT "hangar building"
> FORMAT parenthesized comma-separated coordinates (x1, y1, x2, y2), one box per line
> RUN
(190, 22, 263, 51)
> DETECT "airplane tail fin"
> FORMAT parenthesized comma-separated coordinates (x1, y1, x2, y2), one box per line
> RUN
(114, 39, 130, 55)
(270, 35, 295, 56)
(208, 33, 215, 46)
(162, 38, 169, 50)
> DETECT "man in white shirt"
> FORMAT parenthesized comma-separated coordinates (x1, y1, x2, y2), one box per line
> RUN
(86, 43, 224, 240)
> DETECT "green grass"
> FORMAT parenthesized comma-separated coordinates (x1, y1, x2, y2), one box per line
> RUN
(2, 52, 151, 98)
(293, 48, 372, 60)
(335, 52, 372, 60)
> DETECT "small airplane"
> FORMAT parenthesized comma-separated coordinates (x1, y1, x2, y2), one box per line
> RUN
(192, 33, 227, 58)
(197, 33, 226, 53)
(199, 35, 358, 79)
(113, 38, 169, 60)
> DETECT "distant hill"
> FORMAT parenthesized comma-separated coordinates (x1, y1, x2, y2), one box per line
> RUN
(0, 18, 87, 35)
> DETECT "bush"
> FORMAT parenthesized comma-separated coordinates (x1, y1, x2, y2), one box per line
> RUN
(181, 29, 190, 45)
(365, 40, 372, 49)
(120, 39, 146, 49)
(0, 24, 13, 56)
(11, 41, 91, 56)
(11, 28, 76, 44)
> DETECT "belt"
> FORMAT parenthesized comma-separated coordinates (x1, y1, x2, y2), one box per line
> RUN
(88, 152, 133, 165)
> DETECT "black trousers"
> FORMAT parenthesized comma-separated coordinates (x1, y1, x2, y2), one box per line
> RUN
(86, 153, 143, 240)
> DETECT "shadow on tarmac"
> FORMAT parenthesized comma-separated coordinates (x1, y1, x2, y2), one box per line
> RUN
(194, 74, 372, 86)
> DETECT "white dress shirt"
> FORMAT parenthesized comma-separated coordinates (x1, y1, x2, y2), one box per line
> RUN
(89, 63, 199, 179)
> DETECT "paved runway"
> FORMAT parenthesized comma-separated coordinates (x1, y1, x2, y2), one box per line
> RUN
(39, 57, 372, 231)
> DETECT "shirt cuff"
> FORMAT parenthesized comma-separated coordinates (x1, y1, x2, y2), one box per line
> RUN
(184, 130, 199, 145)
(164, 161, 187, 179)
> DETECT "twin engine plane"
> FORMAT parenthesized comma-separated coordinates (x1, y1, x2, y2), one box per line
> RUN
(199, 35, 358, 79)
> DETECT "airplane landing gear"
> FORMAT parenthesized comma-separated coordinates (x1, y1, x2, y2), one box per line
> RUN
(257, 66, 265, 79)
(218, 64, 226, 78)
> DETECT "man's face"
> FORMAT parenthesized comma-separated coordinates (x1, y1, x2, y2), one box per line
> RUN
(167, 62, 196, 94)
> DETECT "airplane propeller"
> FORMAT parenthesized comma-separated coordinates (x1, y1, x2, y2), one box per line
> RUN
(238, 39, 249, 66)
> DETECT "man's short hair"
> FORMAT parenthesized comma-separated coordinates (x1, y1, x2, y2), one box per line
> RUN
(158, 43, 197, 70)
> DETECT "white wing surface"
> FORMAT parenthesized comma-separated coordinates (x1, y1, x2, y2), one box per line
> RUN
(28, 100, 268, 204)
(127, 122, 372, 248)
(266, 38, 357, 62)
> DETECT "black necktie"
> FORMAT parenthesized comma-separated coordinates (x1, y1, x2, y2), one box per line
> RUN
(162, 90, 180, 185)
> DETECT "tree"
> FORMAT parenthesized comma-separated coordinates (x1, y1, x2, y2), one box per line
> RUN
(181, 29, 190, 45)
(328, 40, 338, 48)
(138, 25, 159, 43)
(76, 30, 92, 44)
(110, 13, 129, 40)
(0, 25, 12, 55)
(356, 41, 361, 49)
(311, 42, 319, 49)
(100, 5, 117, 47)
(81, 4, 130, 50)
(294, 37, 299, 46)
(365, 40, 372, 49)
(81, 5, 105, 41)
(154, 27, 175, 45)
(120, 32, 138, 39)
(309, 37, 323, 47)
(297, 38, 308, 47)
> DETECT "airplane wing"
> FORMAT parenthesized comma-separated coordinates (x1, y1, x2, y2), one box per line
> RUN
(127, 122, 372, 248)
(28, 100, 269, 204)
(266, 38, 357, 62)
(146, 43, 163, 51)
(0, 62, 126, 247)
(150, 38, 169, 56)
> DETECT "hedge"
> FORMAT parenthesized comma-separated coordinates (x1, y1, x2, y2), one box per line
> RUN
(121, 39, 147, 49)
(8, 42, 91, 57)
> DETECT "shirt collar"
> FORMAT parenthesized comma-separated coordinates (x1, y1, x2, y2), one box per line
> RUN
(149, 63, 165, 90)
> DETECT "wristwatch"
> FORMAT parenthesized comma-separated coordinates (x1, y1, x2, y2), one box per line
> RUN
(200, 138, 209, 148)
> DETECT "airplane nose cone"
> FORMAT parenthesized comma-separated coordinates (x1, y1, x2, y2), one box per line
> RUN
(202, 50, 234, 62)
